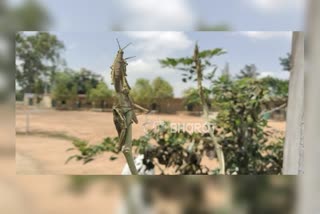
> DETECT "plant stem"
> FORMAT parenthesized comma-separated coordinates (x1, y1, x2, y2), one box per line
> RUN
(194, 43, 225, 174)
(111, 44, 139, 175)
(122, 106, 138, 175)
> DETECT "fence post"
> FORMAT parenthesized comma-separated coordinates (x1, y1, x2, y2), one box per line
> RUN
(25, 104, 30, 134)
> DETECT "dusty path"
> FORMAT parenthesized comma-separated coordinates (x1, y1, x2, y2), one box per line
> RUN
(16, 135, 126, 174)
(15, 110, 286, 175)
(16, 152, 42, 174)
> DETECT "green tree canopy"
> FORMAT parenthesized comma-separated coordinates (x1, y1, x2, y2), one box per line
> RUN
(183, 87, 211, 106)
(51, 71, 77, 102)
(259, 76, 289, 97)
(88, 81, 112, 107)
(152, 77, 174, 100)
(1, 0, 50, 101)
(10, 0, 50, 30)
(279, 53, 292, 71)
(16, 32, 65, 93)
(196, 23, 231, 31)
(236, 64, 259, 79)
(131, 77, 174, 106)
(73, 68, 102, 95)
(131, 78, 153, 106)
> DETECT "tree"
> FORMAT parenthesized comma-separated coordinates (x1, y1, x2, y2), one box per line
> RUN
(183, 87, 211, 109)
(51, 71, 77, 103)
(195, 21, 231, 31)
(212, 77, 283, 174)
(88, 81, 112, 108)
(260, 76, 289, 97)
(222, 62, 231, 80)
(183, 87, 200, 107)
(131, 78, 154, 107)
(279, 53, 292, 71)
(160, 43, 226, 174)
(152, 77, 174, 100)
(15, 32, 65, 93)
(73, 68, 102, 95)
(236, 64, 259, 79)
(1, 0, 50, 101)
(10, 0, 50, 30)
(132, 77, 173, 106)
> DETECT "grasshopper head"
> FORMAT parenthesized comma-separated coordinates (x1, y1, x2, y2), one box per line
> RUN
(117, 49, 124, 57)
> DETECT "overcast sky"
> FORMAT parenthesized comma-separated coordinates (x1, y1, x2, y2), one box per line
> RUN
(14, 0, 299, 96)
(13, 0, 304, 31)
(52, 31, 291, 97)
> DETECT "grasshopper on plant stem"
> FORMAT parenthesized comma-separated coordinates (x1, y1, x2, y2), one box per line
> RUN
(110, 39, 148, 174)
(111, 39, 132, 93)
(112, 82, 149, 152)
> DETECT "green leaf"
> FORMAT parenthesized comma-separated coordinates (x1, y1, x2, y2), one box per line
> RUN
(66, 148, 75, 152)
(65, 155, 79, 164)
(199, 48, 226, 58)
(83, 158, 94, 165)
(109, 156, 118, 161)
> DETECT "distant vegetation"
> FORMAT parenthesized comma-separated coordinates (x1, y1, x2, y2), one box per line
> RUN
(131, 77, 174, 107)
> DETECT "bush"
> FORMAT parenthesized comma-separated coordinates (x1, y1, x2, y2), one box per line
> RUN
(212, 77, 283, 174)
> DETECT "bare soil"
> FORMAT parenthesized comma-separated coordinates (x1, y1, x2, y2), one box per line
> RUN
(15, 109, 286, 175)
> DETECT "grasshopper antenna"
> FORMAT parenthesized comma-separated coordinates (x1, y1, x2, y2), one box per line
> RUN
(116, 38, 121, 49)
(124, 56, 136, 60)
(122, 42, 132, 50)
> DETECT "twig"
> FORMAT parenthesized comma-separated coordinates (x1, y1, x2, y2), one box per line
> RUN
(260, 103, 287, 117)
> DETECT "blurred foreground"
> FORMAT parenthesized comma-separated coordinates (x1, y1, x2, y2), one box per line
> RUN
(0, 176, 296, 214)
(0, 0, 318, 213)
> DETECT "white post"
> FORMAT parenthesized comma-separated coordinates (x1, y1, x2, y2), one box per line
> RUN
(282, 31, 304, 175)
(298, 1, 320, 213)
(26, 106, 30, 134)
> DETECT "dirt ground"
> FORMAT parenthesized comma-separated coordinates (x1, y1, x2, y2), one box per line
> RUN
(15, 109, 286, 175)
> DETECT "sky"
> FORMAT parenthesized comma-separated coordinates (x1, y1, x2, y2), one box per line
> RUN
(52, 31, 292, 97)
(13, 0, 299, 96)
(9, 0, 304, 31)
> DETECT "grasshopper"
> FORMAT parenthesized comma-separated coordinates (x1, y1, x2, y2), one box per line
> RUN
(111, 40, 148, 152)
(111, 39, 132, 93)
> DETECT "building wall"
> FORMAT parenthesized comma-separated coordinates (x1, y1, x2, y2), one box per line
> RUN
(41, 94, 52, 108)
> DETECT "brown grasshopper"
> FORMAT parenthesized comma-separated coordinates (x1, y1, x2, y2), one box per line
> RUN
(111, 39, 133, 93)
(111, 39, 148, 152)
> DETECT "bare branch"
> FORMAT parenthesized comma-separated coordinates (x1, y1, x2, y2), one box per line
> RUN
(260, 103, 287, 117)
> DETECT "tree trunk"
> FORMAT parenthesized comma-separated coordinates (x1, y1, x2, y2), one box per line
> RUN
(282, 31, 304, 175)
